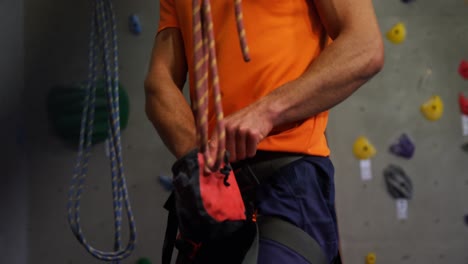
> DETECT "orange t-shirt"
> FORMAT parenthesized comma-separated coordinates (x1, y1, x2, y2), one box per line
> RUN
(158, 0, 331, 157)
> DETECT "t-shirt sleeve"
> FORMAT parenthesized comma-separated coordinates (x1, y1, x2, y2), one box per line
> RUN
(157, 0, 179, 33)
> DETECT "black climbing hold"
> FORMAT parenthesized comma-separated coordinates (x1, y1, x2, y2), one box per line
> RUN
(384, 164, 413, 200)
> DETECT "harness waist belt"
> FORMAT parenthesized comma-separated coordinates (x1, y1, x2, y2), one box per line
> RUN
(231, 151, 304, 211)
(232, 151, 304, 185)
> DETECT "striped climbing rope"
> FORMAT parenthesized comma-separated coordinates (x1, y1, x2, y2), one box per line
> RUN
(192, 0, 250, 171)
(67, 0, 136, 262)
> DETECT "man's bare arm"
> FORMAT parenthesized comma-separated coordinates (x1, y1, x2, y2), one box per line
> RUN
(144, 28, 196, 159)
(263, 0, 384, 128)
(218, 0, 384, 161)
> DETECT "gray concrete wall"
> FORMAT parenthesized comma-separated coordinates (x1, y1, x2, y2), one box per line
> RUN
(328, 1, 468, 264)
(0, 0, 28, 263)
(24, 0, 171, 263)
(23, 0, 468, 264)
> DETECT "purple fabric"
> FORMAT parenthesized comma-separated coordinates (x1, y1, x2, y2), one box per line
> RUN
(256, 156, 339, 264)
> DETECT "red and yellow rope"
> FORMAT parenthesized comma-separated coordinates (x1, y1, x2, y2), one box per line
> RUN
(192, 0, 250, 171)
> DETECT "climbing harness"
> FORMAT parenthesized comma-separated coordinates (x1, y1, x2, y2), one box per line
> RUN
(67, 0, 136, 262)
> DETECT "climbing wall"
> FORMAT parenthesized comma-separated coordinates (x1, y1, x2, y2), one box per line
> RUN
(24, 0, 172, 263)
(0, 0, 28, 264)
(23, 0, 468, 264)
(326, 1, 468, 264)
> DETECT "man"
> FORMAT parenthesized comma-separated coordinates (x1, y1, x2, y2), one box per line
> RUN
(145, 0, 384, 263)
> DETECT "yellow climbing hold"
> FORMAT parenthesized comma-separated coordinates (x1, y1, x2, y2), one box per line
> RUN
(386, 22, 406, 44)
(353, 136, 377, 160)
(366, 253, 377, 264)
(421, 95, 444, 121)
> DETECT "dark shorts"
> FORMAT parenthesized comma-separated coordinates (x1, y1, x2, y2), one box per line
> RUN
(185, 155, 339, 264)
(255, 155, 339, 264)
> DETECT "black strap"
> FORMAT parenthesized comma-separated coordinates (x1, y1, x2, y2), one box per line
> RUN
(233, 152, 303, 204)
(233, 151, 303, 184)
(258, 216, 329, 264)
(333, 252, 342, 264)
(241, 221, 259, 264)
(162, 192, 178, 264)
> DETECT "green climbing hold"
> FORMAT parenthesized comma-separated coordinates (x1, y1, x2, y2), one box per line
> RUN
(46, 80, 130, 145)
(462, 142, 468, 153)
(137, 257, 152, 264)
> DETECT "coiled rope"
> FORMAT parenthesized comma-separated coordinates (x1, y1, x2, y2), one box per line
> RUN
(67, 0, 136, 262)
(193, 0, 250, 171)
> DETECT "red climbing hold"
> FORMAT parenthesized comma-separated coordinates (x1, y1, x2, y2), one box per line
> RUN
(459, 60, 468, 80)
(459, 93, 468, 115)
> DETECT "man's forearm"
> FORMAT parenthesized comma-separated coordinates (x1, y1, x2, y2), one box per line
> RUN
(260, 30, 384, 129)
(145, 79, 196, 159)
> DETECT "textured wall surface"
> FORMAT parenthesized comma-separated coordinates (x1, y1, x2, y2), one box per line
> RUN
(0, 0, 28, 263)
(327, 1, 468, 264)
(24, 0, 171, 263)
(22, 0, 468, 263)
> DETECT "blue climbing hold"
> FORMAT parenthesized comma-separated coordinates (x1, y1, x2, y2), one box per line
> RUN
(465, 214, 468, 226)
(401, 0, 415, 3)
(389, 133, 415, 159)
(129, 14, 142, 35)
(159, 175, 173, 191)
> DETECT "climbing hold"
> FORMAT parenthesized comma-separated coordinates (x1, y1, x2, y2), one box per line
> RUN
(459, 93, 468, 115)
(137, 257, 152, 264)
(366, 253, 377, 264)
(401, 0, 415, 3)
(129, 14, 142, 35)
(159, 175, 173, 191)
(420, 95, 444, 121)
(386, 22, 406, 44)
(460, 93, 468, 136)
(458, 60, 468, 80)
(389, 133, 415, 159)
(384, 164, 413, 200)
(353, 136, 377, 160)
(47, 80, 130, 145)
(464, 214, 468, 226)
(461, 142, 468, 153)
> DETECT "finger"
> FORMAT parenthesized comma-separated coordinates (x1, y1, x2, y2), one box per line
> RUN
(236, 127, 247, 161)
(225, 125, 236, 162)
(208, 137, 218, 158)
(205, 133, 218, 172)
(246, 130, 258, 158)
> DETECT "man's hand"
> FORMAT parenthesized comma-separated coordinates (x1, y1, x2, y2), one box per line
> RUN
(210, 0, 384, 165)
(208, 101, 274, 163)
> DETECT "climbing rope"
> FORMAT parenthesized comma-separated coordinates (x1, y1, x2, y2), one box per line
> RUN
(192, 0, 250, 171)
(67, 0, 136, 262)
